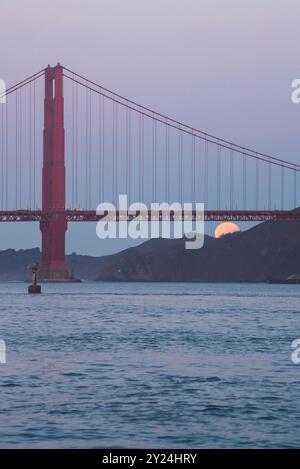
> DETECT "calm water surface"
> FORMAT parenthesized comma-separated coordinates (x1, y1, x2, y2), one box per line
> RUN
(0, 282, 299, 448)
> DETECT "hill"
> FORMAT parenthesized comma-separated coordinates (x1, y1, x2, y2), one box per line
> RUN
(95, 220, 300, 282)
(1, 220, 300, 282)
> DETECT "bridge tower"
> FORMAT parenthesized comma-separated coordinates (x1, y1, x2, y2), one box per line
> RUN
(39, 64, 70, 281)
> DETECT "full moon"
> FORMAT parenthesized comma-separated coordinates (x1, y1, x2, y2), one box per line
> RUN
(214, 222, 240, 239)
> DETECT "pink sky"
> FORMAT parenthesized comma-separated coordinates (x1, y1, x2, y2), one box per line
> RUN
(1, 0, 300, 255)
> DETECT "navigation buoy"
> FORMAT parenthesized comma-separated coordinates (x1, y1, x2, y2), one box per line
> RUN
(28, 262, 41, 294)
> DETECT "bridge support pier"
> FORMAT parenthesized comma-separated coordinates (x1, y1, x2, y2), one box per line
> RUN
(40, 215, 69, 281)
(39, 64, 74, 282)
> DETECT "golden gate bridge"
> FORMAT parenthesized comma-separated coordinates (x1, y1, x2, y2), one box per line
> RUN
(0, 63, 300, 281)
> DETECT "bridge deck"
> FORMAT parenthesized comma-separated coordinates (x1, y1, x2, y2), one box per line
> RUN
(0, 210, 299, 222)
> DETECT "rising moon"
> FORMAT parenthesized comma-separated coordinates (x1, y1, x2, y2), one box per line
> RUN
(214, 222, 240, 239)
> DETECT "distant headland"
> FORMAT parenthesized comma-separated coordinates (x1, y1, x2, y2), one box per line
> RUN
(1, 218, 300, 283)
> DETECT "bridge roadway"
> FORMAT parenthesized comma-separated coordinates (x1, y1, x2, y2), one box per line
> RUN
(0, 209, 299, 222)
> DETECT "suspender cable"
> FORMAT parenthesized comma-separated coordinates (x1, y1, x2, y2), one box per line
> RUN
(15, 91, 18, 208)
(141, 113, 144, 202)
(243, 154, 246, 210)
(125, 104, 129, 200)
(181, 130, 183, 203)
(139, 109, 142, 201)
(112, 98, 116, 204)
(167, 124, 170, 202)
(139, 109, 144, 202)
(204, 138, 208, 207)
(151, 118, 154, 202)
(98, 93, 102, 203)
(115, 100, 118, 204)
(75, 81, 78, 207)
(89, 89, 92, 208)
(128, 106, 131, 204)
(19, 86, 22, 208)
(63, 73, 300, 175)
(61, 70, 300, 212)
(268, 162, 272, 210)
(63, 66, 300, 171)
(5, 99, 8, 209)
(294, 170, 297, 209)
(153, 117, 157, 202)
(29, 82, 32, 209)
(192, 133, 195, 203)
(33, 78, 36, 209)
(165, 122, 168, 202)
(102, 97, 105, 203)
(1, 69, 45, 99)
(85, 83, 88, 208)
(255, 157, 259, 210)
(281, 166, 284, 210)
(217, 144, 221, 210)
(71, 76, 74, 208)
(1, 102, 3, 209)
(178, 129, 183, 203)
(230, 146, 234, 210)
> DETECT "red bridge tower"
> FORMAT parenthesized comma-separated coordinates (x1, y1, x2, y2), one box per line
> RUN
(39, 64, 70, 281)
